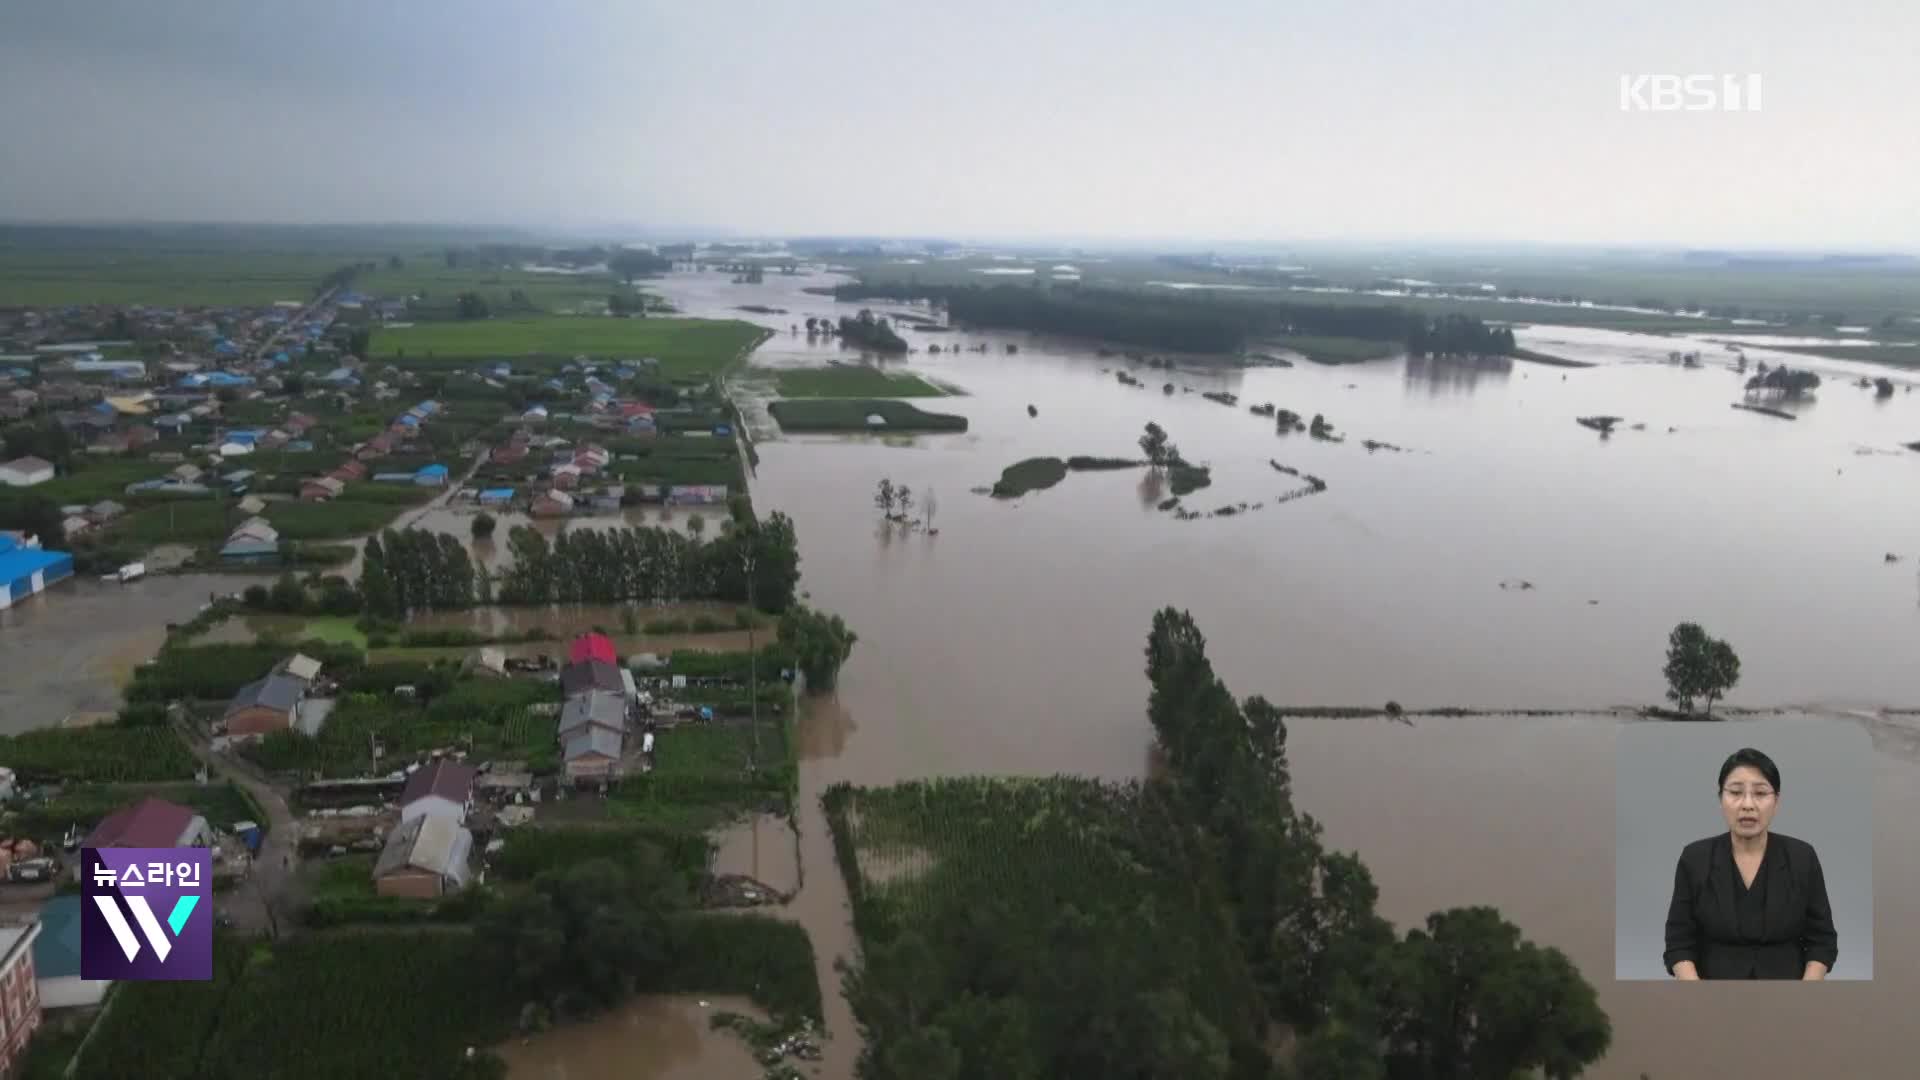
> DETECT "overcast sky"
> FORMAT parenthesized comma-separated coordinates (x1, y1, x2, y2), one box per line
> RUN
(2, 0, 1914, 248)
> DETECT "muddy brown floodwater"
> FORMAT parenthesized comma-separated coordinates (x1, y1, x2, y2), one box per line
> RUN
(0, 572, 233, 731)
(495, 995, 766, 1080)
(656, 268, 1920, 1079)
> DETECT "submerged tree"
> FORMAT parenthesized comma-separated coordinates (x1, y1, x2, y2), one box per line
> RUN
(875, 477, 896, 517)
(778, 604, 858, 691)
(1663, 622, 1741, 715)
(1139, 422, 1171, 468)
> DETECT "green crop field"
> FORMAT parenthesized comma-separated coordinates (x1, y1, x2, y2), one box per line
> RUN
(757, 365, 946, 397)
(766, 398, 968, 433)
(0, 250, 342, 307)
(373, 316, 767, 377)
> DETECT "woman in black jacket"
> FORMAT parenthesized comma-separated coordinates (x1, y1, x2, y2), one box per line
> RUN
(1664, 747, 1838, 980)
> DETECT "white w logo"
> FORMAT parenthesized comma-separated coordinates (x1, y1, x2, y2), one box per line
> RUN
(91, 894, 193, 963)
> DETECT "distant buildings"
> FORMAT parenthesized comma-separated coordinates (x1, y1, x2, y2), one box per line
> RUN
(0, 457, 53, 488)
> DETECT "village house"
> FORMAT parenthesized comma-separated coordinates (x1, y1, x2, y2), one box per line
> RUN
(0, 534, 74, 612)
(84, 796, 212, 852)
(530, 489, 574, 517)
(372, 814, 472, 899)
(0, 918, 42, 1074)
(560, 659, 625, 698)
(563, 726, 623, 783)
(300, 476, 345, 501)
(220, 516, 280, 563)
(557, 689, 627, 742)
(30, 896, 103, 1009)
(0, 457, 53, 488)
(87, 500, 125, 524)
(222, 672, 305, 736)
(399, 760, 476, 825)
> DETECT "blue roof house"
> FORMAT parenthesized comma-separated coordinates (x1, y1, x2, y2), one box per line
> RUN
(35, 895, 108, 1007)
(0, 543, 74, 611)
(415, 464, 450, 487)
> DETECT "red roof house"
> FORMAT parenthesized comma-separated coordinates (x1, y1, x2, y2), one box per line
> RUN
(569, 632, 617, 666)
(84, 797, 211, 849)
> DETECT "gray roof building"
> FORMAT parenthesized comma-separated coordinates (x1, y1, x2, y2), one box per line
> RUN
(224, 673, 304, 720)
(557, 689, 626, 741)
(559, 659, 625, 698)
(563, 725, 624, 762)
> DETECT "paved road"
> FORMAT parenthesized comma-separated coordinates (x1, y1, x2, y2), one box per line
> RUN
(175, 721, 302, 935)
(248, 286, 337, 365)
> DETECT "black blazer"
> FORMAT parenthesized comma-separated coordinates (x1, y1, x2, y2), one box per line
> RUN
(1664, 831, 1838, 979)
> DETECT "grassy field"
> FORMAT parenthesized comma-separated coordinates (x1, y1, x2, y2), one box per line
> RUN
(0, 250, 341, 307)
(766, 398, 968, 433)
(110, 495, 417, 546)
(348, 263, 624, 314)
(758, 365, 946, 397)
(373, 316, 766, 377)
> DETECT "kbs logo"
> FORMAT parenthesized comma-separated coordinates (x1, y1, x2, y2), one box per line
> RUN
(81, 848, 212, 980)
(1619, 74, 1762, 112)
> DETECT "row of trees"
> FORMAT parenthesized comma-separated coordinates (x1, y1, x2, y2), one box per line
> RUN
(1142, 608, 1612, 1078)
(492, 510, 800, 612)
(359, 528, 476, 617)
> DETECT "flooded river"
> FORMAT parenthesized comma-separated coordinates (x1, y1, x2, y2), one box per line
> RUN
(654, 268, 1920, 1078)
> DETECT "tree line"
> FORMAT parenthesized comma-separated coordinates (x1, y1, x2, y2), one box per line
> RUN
(826, 282, 1516, 357)
(359, 528, 476, 617)
(494, 510, 800, 612)
(1143, 607, 1610, 1078)
(1406, 313, 1516, 358)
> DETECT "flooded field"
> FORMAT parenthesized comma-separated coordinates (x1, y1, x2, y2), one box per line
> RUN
(657, 267, 1920, 1078)
(0, 573, 232, 732)
(496, 995, 765, 1080)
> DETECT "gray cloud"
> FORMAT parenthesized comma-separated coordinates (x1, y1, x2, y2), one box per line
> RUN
(1, 0, 1913, 247)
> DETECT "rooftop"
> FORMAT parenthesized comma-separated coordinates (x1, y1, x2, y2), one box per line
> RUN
(225, 673, 303, 717)
(400, 760, 476, 807)
(85, 796, 198, 848)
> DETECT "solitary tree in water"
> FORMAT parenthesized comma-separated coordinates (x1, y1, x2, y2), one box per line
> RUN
(1664, 622, 1741, 715)
(895, 484, 914, 519)
(1140, 422, 1171, 468)
(874, 478, 896, 518)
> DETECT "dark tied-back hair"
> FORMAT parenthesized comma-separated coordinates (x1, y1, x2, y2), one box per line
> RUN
(1718, 747, 1781, 792)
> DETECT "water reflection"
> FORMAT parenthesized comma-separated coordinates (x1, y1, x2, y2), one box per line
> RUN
(1402, 353, 1513, 396)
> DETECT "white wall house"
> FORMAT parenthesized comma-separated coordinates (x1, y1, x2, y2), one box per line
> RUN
(0, 457, 53, 487)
